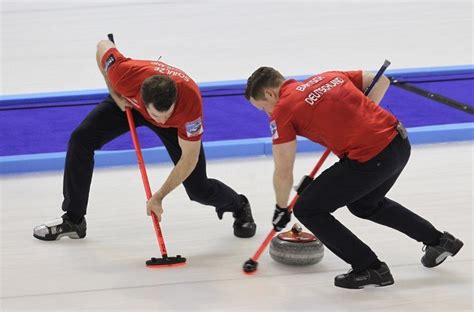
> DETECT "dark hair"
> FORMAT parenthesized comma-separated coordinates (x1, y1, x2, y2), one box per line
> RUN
(245, 67, 285, 100)
(141, 75, 177, 112)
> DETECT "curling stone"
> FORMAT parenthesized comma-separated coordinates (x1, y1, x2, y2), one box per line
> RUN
(269, 223, 324, 266)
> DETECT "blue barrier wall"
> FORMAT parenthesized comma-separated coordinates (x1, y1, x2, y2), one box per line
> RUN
(1, 65, 473, 174)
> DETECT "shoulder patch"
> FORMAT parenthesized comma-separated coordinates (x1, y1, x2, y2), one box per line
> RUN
(104, 54, 116, 72)
(270, 120, 279, 140)
(185, 117, 203, 137)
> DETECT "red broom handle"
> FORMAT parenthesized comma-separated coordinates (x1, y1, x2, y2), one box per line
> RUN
(125, 107, 168, 257)
(250, 149, 331, 261)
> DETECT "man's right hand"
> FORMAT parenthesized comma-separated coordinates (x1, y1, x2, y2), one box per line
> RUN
(114, 95, 133, 111)
(272, 205, 291, 231)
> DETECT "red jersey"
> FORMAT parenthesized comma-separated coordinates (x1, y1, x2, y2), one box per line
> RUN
(101, 48, 203, 141)
(271, 71, 398, 162)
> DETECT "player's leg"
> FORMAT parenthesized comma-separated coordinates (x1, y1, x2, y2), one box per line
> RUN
(149, 126, 256, 238)
(34, 96, 133, 241)
(292, 137, 416, 288)
(347, 135, 463, 268)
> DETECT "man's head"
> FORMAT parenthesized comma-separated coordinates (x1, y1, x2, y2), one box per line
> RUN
(245, 67, 285, 115)
(141, 75, 177, 124)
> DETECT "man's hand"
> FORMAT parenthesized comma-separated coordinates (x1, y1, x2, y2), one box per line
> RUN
(147, 194, 164, 222)
(272, 205, 291, 231)
(114, 95, 133, 111)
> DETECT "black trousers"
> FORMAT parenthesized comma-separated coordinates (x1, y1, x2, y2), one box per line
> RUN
(293, 133, 441, 272)
(61, 96, 242, 218)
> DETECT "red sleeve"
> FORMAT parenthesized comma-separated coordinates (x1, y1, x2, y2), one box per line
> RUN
(177, 84, 204, 141)
(100, 48, 140, 97)
(271, 106, 296, 145)
(341, 70, 363, 91)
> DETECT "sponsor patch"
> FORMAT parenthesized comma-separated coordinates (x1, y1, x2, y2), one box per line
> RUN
(185, 117, 203, 137)
(104, 54, 116, 72)
(270, 120, 279, 140)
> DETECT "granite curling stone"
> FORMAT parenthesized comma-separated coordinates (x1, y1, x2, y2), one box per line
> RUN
(269, 223, 324, 265)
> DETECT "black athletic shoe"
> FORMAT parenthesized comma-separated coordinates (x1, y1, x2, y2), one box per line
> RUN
(33, 214, 86, 241)
(421, 231, 463, 268)
(334, 262, 394, 289)
(233, 195, 257, 238)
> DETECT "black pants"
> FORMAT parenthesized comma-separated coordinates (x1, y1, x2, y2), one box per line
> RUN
(62, 96, 242, 218)
(293, 133, 441, 272)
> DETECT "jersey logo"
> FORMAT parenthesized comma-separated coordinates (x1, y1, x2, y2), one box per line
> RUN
(296, 75, 325, 92)
(152, 62, 190, 82)
(270, 120, 279, 140)
(104, 54, 116, 72)
(304, 77, 345, 105)
(185, 117, 203, 137)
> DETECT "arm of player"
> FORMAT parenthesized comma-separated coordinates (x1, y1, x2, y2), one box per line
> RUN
(362, 71, 391, 105)
(272, 140, 297, 208)
(146, 137, 201, 221)
(95, 40, 132, 111)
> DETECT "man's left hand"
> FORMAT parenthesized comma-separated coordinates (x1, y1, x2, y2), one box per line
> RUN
(147, 194, 164, 222)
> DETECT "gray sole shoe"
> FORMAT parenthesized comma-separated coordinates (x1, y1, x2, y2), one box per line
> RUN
(421, 232, 463, 268)
(334, 262, 395, 289)
(233, 195, 256, 238)
(33, 215, 86, 241)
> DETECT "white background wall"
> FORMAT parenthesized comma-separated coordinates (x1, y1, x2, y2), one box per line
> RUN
(1, 0, 472, 95)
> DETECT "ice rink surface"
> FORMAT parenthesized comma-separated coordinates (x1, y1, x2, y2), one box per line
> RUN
(1, 0, 473, 311)
(1, 143, 473, 311)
